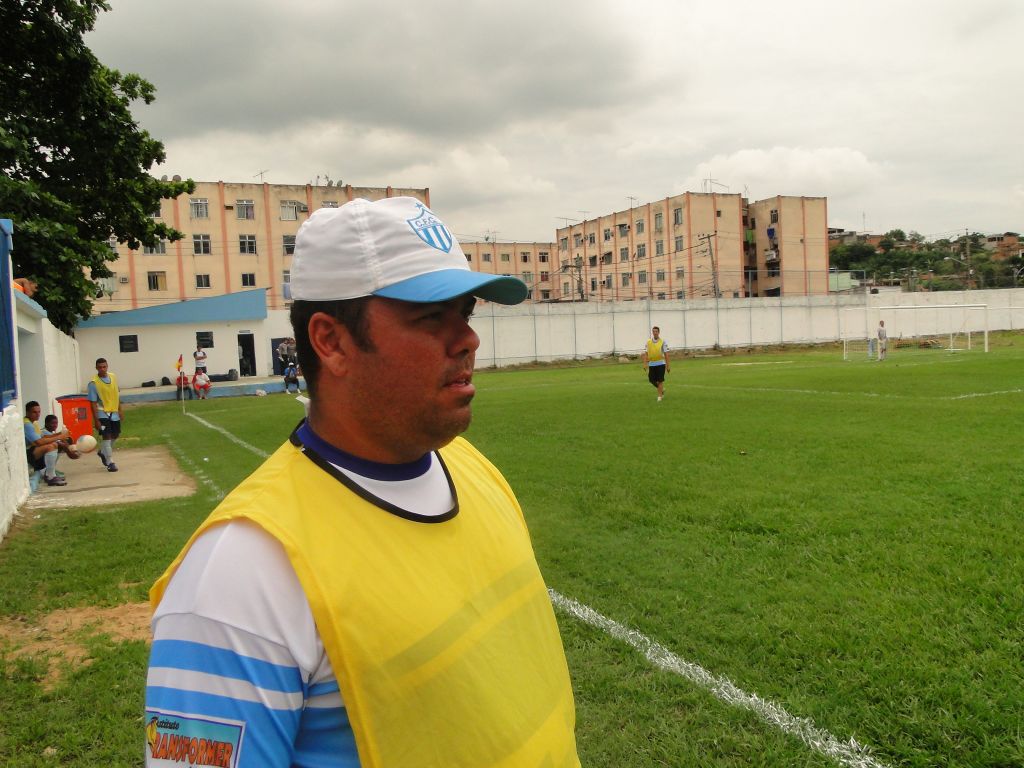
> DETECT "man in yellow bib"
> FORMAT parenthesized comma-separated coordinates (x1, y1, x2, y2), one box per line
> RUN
(641, 325, 671, 401)
(146, 198, 580, 767)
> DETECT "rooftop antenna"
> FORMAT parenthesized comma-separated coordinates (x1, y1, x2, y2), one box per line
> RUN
(578, 210, 590, 222)
(702, 177, 729, 193)
(626, 196, 638, 210)
(254, 169, 269, 182)
(556, 216, 578, 228)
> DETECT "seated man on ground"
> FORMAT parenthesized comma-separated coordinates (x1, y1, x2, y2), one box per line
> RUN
(24, 401, 70, 487)
(192, 370, 212, 400)
(282, 362, 301, 394)
(42, 414, 81, 462)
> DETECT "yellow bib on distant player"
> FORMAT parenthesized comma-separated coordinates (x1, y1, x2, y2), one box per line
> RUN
(152, 435, 579, 768)
(646, 338, 666, 363)
(91, 373, 120, 413)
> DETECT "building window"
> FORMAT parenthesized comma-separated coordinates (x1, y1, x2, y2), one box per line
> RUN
(619, 247, 629, 261)
(143, 239, 166, 255)
(193, 234, 211, 255)
(283, 235, 296, 255)
(676, 290, 685, 299)
(147, 271, 167, 291)
(118, 334, 139, 353)
(590, 278, 598, 291)
(283, 269, 290, 284)
(196, 274, 211, 289)
(482, 252, 492, 262)
(588, 232, 596, 245)
(540, 271, 549, 281)
(673, 207, 683, 226)
(617, 223, 629, 237)
(637, 243, 646, 258)
(500, 253, 510, 262)
(559, 237, 568, 251)
(573, 233, 583, 247)
(656, 240, 664, 256)
(603, 228, 612, 241)
(196, 331, 214, 349)
(538, 252, 549, 263)
(239, 234, 257, 254)
(656, 269, 665, 282)
(562, 281, 570, 295)
(654, 212, 663, 231)
(657, 292, 666, 300)
(604, 275, 613, 288)
(540, 290, 551, 300)
(621, 273, 631, 287)
(601, 252, 612, 265)
(716, 209, 722, 218)
(149, 206, 162, 218)
(674, 236, 683, 252)
(465, 253, 472, 262)
(190, 198, 209, 218)
(636, 219, 645, 234)
(241, 273, 257, 287)
(638, 270, 647, 284)
(108, 236, 119, 254)
(588, 255, 597, 267)
(521, 252, 530, 263)
(522, 271, 532, 283)
(321, 200, 339, 208)
(676, 267, 685, 279)
(770, 209, 779, 224)
(236, 199, 255, 220)
(281, 200, 301, 220)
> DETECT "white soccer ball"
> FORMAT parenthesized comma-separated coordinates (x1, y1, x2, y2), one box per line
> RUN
(76, 434, 98, 453)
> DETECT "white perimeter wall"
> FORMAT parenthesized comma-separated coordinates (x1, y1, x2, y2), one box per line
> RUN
(469, 289, 1024, 366)
(2, 294, 81, 541)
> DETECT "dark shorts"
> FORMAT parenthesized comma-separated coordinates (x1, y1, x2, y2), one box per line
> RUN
(648, 364, 666, 385)
(26, 446, 46, 471)
(99, 417, 121, 440)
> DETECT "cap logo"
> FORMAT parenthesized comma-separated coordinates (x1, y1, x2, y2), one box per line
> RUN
(406, 204, 453, 253)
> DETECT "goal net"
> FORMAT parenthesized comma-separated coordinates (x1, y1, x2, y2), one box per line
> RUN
(841, 304, 989, 361)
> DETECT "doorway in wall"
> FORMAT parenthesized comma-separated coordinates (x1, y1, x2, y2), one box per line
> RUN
(237, 332, 256, 377)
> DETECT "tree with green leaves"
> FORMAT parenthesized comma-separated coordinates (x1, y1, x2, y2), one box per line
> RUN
(1, 0, 193, 333)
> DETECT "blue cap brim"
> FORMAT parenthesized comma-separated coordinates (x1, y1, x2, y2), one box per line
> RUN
(373, 269, 528, 305)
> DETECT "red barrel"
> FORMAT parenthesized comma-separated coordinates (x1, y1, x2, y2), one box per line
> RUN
(56, 395, 93, 441)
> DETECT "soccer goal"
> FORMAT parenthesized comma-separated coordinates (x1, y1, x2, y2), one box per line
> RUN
(841, 303, 989, 361)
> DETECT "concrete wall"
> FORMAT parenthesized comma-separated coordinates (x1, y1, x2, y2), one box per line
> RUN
(470, 289, 1024, 366)
(76, 318, 271, 389)
(2, 292, 81, 542)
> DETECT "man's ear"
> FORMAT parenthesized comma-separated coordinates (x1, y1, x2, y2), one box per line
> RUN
(308, 312, 356, 378)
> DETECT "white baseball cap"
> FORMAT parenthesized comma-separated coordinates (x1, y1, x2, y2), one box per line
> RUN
(289, 197, 528, 304)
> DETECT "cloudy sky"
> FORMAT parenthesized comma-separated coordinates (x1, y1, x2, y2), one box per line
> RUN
(87, 0, 1023, 243)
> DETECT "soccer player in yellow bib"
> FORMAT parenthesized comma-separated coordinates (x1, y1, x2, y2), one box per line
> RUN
(146, 198, 580, 767)
(641, 325, 671, 401)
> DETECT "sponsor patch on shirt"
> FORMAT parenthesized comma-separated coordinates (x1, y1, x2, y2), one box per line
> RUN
(145, 709, 244, 767)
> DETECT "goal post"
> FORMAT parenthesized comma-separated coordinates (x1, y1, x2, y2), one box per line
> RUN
(840, 303, 989, 360)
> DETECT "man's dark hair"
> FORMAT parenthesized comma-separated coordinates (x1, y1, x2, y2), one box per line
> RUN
(95, 357, 107, 366)
(25, 400, 39, 414)
(290, 297, 375, 399)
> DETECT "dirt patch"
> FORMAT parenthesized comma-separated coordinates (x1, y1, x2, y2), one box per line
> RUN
(0, 602, 150, 689)
(21, 444, 196, 511)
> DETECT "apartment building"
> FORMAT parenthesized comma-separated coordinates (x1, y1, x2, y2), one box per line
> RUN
(550, 193, 829, 302)
(97, 180, 429, 312)
(460, 241, 558, 301)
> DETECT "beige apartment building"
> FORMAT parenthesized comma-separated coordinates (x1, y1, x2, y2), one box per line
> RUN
(97, 180, 430, 312)
(548, 193, 829, 302)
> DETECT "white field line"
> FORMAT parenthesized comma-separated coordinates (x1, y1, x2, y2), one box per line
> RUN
(162, 434, 227, 500)
(550, 590, 892, 768)
(186, 413, 269, 458)
(950, 389, 1024, 399)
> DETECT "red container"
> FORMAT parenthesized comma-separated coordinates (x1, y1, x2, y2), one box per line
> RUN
(56, 395, 93, 441)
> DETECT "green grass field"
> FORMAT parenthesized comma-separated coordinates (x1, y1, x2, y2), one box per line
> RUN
(2, 337, 1023, 766)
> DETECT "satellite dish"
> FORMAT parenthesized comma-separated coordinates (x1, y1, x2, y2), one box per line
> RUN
(172, 174, 181, 182)
(160, 175, 168, 181)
